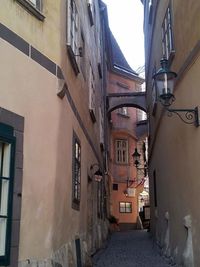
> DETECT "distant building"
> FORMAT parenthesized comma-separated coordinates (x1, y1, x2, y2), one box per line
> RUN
(143, 0, 200, 265)
(104, 28, 147, 230)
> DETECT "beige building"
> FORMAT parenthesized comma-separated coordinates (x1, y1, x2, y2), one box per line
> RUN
(0, 0, 110, 266)
(143, 0, 200, 266)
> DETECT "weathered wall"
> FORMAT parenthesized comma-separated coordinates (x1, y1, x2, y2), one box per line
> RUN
(0, 0, 108, 266)
(144, 0, 200, 265)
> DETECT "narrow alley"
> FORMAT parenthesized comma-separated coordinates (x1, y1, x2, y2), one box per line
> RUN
(93, 230, 170, 267)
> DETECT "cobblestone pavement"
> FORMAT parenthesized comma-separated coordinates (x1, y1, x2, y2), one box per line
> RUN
(92, 230, 170, 267)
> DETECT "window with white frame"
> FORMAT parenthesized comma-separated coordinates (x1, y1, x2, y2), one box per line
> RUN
(28, 0, 42, 10)
(16, 0, 44, 20)
(67, 0, 80, 74)
(87, 0, 94, 26)
(0, 130, 15, 266)
(119, 202, 132, 213)
(162, 5, 174, 60)
(72, 132, 81, 210)
(99, 107, 104, 148)
(115, 139, 128, 164)
(89, 65, 96, 122)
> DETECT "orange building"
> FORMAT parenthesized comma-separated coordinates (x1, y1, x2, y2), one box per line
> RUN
(106, 32, 146, 230)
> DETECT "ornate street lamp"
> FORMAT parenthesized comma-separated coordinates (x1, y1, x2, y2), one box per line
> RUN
(132, 148, 141, 168)
(132, 148, 148, 177)
(90, 163, 103, 182)
(153, 58, 199, 126)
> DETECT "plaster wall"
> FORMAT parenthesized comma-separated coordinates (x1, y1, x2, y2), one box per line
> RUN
(0, 37, 99, 260)
(145, 0, 200, 265)
(0, 0, 62, 63)
(111, 183, 138, 224)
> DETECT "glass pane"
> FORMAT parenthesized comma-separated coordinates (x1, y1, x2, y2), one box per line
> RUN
(75, 143, 78, 159)
(0, 179, 9, 216)
(126, 203, 132, 212)
(126, 207, 131, 213)
(29, 0, 36, 6)
(120, 207, 125, 213)
(0, 142, 2, 175)
(2, 143, 11, 178)
(120, 202, 125, 207)
(0, 217, 7, 256)
(126, 203, 131, 208)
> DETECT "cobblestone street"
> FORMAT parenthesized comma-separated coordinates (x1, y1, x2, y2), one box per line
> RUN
(92, 230, 170, 267)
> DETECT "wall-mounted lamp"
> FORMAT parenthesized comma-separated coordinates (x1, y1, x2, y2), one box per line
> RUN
(90, 163, 103, 182)
(153, 58, 199, 126)
(132, 148, 148, 177)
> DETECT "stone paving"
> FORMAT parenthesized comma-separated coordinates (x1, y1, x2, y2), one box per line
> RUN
(92, 230, 170, 267)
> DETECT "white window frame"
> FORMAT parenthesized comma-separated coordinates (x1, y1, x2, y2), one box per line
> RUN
(162, 5, 174, 60)
(115, 139, 128, 164)
(16, 0, 44, 20)
(119, 202, 132, 213)
(99, 107, 104, 148)
(67, 0, 80, 55)
(87, 0, 94, 26)
(67, 0, 81, 74)
(28, 0, 42, 10)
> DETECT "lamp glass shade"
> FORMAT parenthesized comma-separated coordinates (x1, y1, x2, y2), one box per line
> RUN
(153, 58, 177, 106)
(132, 148, 141, 161)
(94, 169, 103, 182)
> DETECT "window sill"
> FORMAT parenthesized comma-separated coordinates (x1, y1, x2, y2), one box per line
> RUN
(67, 45, 80, 75)
(16, 0, 45, 21)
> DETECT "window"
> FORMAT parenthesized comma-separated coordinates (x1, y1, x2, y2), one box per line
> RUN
(151, 64, 157, 116)
(72, 132, 81, 210)
(87, 0, 94, 26)
(162, 5, 174, 60)
(28, 0, 42, 10)
(148, 0, 153, 24)
(99, 107, 104, 150)
(89, 64, 96, 122)
(80, 32, 86, 79)
(16, 0, 44, 20)
(67, 0, 80, 74)
(112, 183, 118, 191)
(115, 139, 128, 164)
(119, 202, 132, 213)
(153, 170, 157, 207)
(0, 124, 15, 266)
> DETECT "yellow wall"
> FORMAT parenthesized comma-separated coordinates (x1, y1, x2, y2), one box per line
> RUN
(0, 0, 107, 264)
(145, 0, 200, 265)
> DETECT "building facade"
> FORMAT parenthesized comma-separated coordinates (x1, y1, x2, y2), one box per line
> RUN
(143, 0, 200, 265)
(0, 0, 109, 266)
(105, 31, 146, 230)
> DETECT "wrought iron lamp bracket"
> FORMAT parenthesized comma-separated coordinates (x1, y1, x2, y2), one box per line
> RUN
(166, 106, 199, 127)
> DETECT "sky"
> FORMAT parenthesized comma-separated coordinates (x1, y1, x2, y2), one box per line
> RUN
(102, 0, 145, 73)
